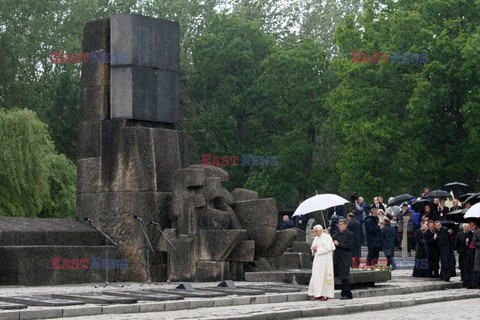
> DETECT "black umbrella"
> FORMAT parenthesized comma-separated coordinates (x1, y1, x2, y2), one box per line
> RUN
(445, 208, 468, 223)
(463, 192, 480, 206)
(438, 220, 457, 230)
(387, 194, 414, 207)
(442, 182, 472, 198)
(427, 190, 452, 198)
(459, 193, 475, 202)
(412, 198, 436, 213)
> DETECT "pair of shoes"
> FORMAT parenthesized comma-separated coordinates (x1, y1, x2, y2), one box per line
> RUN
(319, 297, 328, 301)
(312, 297, 320, 301)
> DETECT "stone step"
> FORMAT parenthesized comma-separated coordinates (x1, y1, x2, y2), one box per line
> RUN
(0, 281, 469, 319)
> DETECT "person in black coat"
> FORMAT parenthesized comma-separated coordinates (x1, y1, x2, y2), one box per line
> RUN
(333, 219, 355, 299)
(295, 213, 310, 231)
(424, 220, 440, 278)
(347, 213, 362, 266)
(464, 221, 478, 289)
(455, 223, 470, 282)
(413, 220, 429, 277)
(434, 221, 455, 281)
(380, 218, 400, 269)
(364, 208, 382, 265)
(279, 215, 294, 230)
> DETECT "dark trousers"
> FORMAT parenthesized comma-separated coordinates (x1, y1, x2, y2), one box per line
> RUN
(458, 252, 466, 280)
(427, 254, 439, 278)
(385, 254, 397, 269)
(464, 248, 477, 288)
(367, 247, 380, 265)
(341, 279, 352, 298)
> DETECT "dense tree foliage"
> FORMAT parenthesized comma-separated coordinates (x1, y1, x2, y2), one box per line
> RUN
(1, 0, 478, 214)
(0, 109, 76, 217)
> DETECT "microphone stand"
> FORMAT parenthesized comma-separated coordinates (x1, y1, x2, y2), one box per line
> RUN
(135, 216, 154, 285)
(85, 219, 123, 288)
(150, 221, 176, 283)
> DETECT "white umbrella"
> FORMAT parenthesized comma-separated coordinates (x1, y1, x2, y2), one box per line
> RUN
(464, 203, 480, 219)
(292, 194, 349, 217)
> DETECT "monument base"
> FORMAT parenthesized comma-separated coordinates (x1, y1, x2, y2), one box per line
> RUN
(244, 269, 391, 286)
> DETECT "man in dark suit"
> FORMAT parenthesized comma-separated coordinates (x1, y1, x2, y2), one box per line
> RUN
(455, 223, 470, 282)
(333, 219, 355, 299)
(365, 208, 382, 265)
(347, 213, 362, 267)
(380, 218, 401, 269)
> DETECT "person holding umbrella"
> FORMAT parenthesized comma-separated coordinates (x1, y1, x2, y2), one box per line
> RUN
(421, 202, 439, 222)
(455, 223, 470, 283)
(434, 221, 455, 281)
(413, 220, 429, 277)
(332, 219, 354, 299)
(425, 220, 440, 278)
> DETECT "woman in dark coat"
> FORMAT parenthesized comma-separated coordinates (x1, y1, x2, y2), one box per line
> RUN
(413, 220, 429, 277)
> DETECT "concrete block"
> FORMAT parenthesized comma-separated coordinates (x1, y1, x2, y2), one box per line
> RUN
(79, 86, 110, 123)
(62, 306, 102, 317)
(213, 298, 233, 307)
(83, 19, 110, 53)
(77, 157, 101, 194)
(19, 309, 62, 319)
(81, 59, 110, 88)
(157, 69, 179, 123)
(77, 121, 101, 159)
(188, 299, 214, 309)
(250, 295, 269, 304)
(163, 300, 189, 311)
(400, 299, 415, 307)
(301, 307, 329, 317)
(102, 304, 140, 314)
(268, 294, 288, 304)
(0, 311, 20, 320)
(139, 303, 165, 313)
(287, 293, 308, 302)
(328, 306, 346, 315)
(111, 14, 157, 68)
(157, 19, 180, 71)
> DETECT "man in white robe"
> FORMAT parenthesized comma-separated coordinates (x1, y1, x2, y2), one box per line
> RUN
(308, 224, 336, 301)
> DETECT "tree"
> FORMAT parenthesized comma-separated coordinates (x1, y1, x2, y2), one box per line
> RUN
(0, 108, 76, 217)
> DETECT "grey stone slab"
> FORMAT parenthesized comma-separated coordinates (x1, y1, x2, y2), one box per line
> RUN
(187, 299, 214, 309)
(139, 302, 165, 312)
(77, 121, 101, 159)
(202, 286, 265, 296)
(0, 295, 83, 307)
(101, 304, 140, 314)
(156, 19, 179, 71)
(301, 307, 330, 318)
(62, 306, 102, 317)
(77, 157, 101, 194)
(83, 19, 110, 53)
(51, 293, 137, 304)
(163, 300, 190, 311)
(79, 86, 110, 123)
(19, 309, 63, 320)
(147, 288, 227, 298)
(81, 59, 110, 88)
(0, 302, 27, 310)
(111, 14, 157, 68)
(231, 296, 252, 306)
(156, 69, 179, 123)
(0, 311, 21, 320)
(102, 290, 183, 301)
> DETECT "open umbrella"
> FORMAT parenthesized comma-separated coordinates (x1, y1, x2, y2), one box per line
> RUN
(459, 193, 475, 202)
(427, 190, 452, 198)
(445, 208, 468, 223)
(412, 198, 435, 213)
(387, 194, 414, 207)
(292, 194, 349, 217)
(463, 192, 480, 206)
(442, 182, 472, 198)
(464, 203, 480, 219)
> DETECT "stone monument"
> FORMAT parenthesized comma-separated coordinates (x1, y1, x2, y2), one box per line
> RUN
(76, 14, 189, 282)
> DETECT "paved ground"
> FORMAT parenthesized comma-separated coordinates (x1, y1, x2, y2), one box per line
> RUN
(301, 298, 480, 320)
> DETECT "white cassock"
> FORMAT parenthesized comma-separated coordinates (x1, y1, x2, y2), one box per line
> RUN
(307, 233, 335, 298)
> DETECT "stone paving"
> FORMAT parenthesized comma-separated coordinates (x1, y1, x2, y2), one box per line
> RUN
(0, 268, 476, 320)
